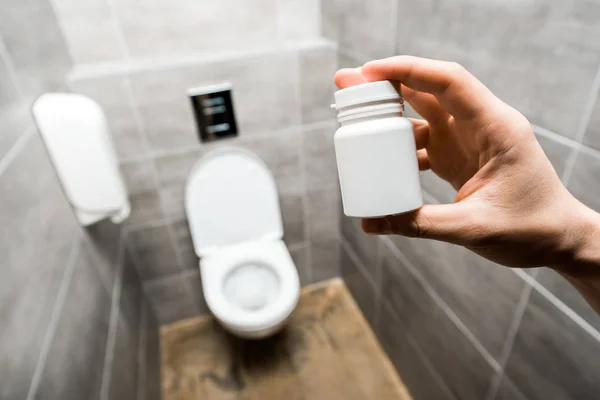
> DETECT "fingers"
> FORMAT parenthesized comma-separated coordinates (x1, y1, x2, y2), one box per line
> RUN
(334, 67, 368, 89)
(403, 86, 449, 125)
(409, 118, 429, 149)
(362, 56, 497, 121)
(417, 149, 430, 170)
(361, 203, 481, 245)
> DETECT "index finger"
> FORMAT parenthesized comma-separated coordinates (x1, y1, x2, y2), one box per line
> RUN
(362, 56, 497, 121)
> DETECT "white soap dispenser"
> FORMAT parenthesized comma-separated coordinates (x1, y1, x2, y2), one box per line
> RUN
(332, 81, 423, 218)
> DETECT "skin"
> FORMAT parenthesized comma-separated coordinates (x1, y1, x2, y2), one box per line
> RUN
(335, 56, 600, 314)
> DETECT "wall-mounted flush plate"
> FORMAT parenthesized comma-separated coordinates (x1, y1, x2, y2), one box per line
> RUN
(188, 82, 238, 143)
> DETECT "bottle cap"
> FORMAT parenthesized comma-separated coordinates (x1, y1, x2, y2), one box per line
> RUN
(332, 81, 401, 109)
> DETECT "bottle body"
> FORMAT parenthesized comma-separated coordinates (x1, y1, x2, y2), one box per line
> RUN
(334, 116, 423, 217)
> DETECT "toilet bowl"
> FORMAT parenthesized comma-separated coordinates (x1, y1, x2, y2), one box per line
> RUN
(185, 147, 300, 339)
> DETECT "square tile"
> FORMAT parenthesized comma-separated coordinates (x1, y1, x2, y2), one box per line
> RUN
(143, 271, 203, 325)
(334, 0, 397, 58)
(341, 244, 377, 326)
(583, 93, 600, 151)
(117, 0, 278, 58)
(504, 289, 600, 399)
(0, 55, 31, 160)
(337, 49, 369, 69)
(170, 218, 198, 270)
(310, 238, 340, 283)
(108, 312, 139, 399)
(299, 42, 338, 125)
(82, 218, 122, 291)
(566, 149, 600, 212)
(387, 234, 525, 359)
(277, 0, 321, 40)
(375, 304, 457, 400)
(303, 123, 339, 192)
(119, 246, 144, 333)
(0, 134, 79, 400)
(142, 303, 161, 400)
(120, 159, 164, 226)
(68, 76, 147, 160)
(536, 268, 600, 333)
(154, 150, 202, 220)
(280, 194, 306, 246)
(289, 244, 311, 287)
(493, 377, 527, 400)
(307, 187, 340, 241)
(394, 0, 600, 139)
(128, 224, 180, 281)
(50, 0, 124, 64)
(533, 132, 572, 177)
(33, 242, 112, 400)
(379, 242, 497, 399)
(340, 215, 380, 282)
(0, 0, 71, 99)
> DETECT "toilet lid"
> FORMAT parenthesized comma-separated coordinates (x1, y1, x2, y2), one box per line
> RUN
(185, 148, 283, 257)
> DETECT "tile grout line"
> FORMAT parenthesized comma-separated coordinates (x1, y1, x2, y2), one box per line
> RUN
(371, 239, 385, 328)
(136, 303, 148, 400)
(561, 62, 600, 185)
(0, 126, 35, 177)
(100, 242, 127, 400)
(47, 0, 77, 66)
(25, 241, 81, 400)
(381, 236, 502, 372)
(339, 237, 380, 293)
(512, 268, 600, 343)
(483, 269, 537, 400)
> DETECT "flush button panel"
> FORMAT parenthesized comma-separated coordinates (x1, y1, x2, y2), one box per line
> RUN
(188, 83, 238, 143)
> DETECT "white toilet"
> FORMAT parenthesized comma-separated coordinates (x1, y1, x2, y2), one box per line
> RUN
(185, 147, 300, 339)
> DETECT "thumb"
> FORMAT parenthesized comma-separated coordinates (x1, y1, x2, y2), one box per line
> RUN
(361, 203, 481, 245)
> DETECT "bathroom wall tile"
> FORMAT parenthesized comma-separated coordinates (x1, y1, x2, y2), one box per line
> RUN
(379, 242, 497, 400)
(128, 224, 180, 281)
(0, 0, 71, 99)
(394, 0, 600, 139)
(303, 123, 339, 192)
(310, 238, 340, 283)
(493, 377, 528, 400)
(341, 243, 377, 326)
(337, 48, 369, 69)
(108, 311, 139, 399)
(534, 133, 571, 177)
(117, 0, 278, 58)
(0, 54, 31, 161)
(129, 50, 300, 152)
(289, 244, 311, 287)
(332, 0, 397, 59)
(419, 169, 456, 204)
(33, 242, 111, 400)
(307, 187, 340, 242)
(120, 159, 164, 226)
(388, 234, 525, 359)
(375, 303, 457, 400)
(504, 290, 600, 399)
(566, 149, 600, 213)
(82, 219, 122, 291)
(154, 149, 202, 220)
(119, 246, 144, 334)
(277, 0, 321, 41)
(536, 268, 600, 333)
(0, 134, 79, 400)
(299, 42, 338, 125)
(68, 76, 147, 160)
(143, 271, 205, 325)
(171, 218, 198, 270)
(582, 93, 600, 151)
(50, 0, 124, 64)
(281, 194, 306, 246)
(142, 302, 161, 400)
(340, 215, 379, 282)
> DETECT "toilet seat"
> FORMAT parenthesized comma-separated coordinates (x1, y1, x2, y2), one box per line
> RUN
(201, 239, 299, 336)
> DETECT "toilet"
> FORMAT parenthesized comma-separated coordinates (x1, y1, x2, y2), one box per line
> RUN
(185, 147, 300, 339)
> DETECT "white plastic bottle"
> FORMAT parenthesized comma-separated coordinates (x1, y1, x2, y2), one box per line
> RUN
(332, 80, 423, 217)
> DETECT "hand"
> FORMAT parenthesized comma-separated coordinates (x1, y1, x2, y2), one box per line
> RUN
(334, 56, 600, 272)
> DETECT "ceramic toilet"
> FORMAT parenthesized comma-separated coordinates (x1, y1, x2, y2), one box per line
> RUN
(185, 147, 300, 339)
